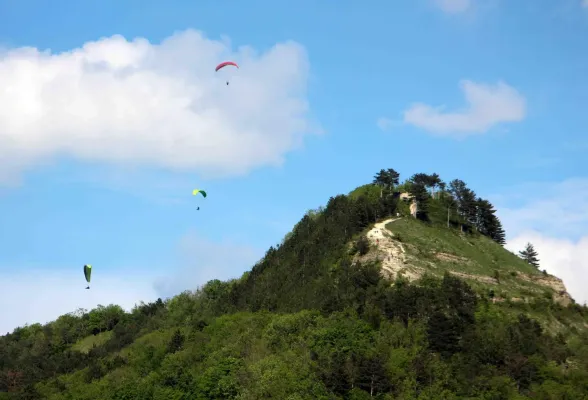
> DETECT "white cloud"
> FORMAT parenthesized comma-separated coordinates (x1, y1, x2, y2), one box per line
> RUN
(153, 232, 263, 297)
(377, 117, 394, 131)
(376, 117, 404, 131)
(506, 232, 588, 305)
(0, 268, 159, 334)
(0, 30, 316, 182)
(402, 80, 526, 137)
(582, 0, 588, 8)
(496, 178, 588, 240)
(433, 0, 471, 14)
(496, 177, 588, 304)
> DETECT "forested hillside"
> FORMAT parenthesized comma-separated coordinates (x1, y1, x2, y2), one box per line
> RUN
(2, 169, 588, 399)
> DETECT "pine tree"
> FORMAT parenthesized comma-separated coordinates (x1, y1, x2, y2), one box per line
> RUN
(426, 312, 461, 358)
(519, 243, 540, 268)
(448, 179, 476, 231)
(475, 198, 506, 245)
(386, 168, 400, 186)
(490, 221, 506, 245)
(448, 179, 468, 205)
(167, 329, 185, 353)
(373, 168, 400, 198)
(429, 173, 443, 197)
(461, 189, 478, 226)
(410, 173, 429, 186)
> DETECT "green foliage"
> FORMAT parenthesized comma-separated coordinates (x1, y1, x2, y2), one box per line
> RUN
(167, 329, 185, 354)
(519, 242, 541, 269)
(72, 331, 113, 354)
(354, 235, 370, 256)
(3, 275, 588, 398)
(1, 168, 587, 398)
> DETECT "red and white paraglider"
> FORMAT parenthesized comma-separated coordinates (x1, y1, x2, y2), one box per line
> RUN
(215, 61, 239, 85)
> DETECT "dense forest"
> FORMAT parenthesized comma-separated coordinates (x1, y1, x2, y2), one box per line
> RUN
(1, 169, 587, 399)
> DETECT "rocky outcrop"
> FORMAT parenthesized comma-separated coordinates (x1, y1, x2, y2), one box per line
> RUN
(518, 273, 573, 306)
(354, 218, 424, 281)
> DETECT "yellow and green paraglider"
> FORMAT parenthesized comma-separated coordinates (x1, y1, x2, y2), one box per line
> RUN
(192, 189, 207, 210)
(84, 264, 92, 289)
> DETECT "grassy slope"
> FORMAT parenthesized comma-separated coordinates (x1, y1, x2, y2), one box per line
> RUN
(387, 218, 544, 293)
(378, 217, 588, 335)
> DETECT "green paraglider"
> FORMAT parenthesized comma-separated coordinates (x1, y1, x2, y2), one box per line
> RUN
(192, 189, 207, 210)
(84, 264, 92, 289)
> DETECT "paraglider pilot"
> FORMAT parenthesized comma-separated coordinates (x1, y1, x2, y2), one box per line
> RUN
(215, 61, 239, 87)
(84, 264, 92, 289)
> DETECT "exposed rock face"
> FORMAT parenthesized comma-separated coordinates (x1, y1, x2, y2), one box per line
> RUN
(400, 192, 418, 218)
(409, 202, 418, 218)
(518, 273, 573, 306)
(354, 218, 424, 281)
(448, 271, 497, 285)
(435, 252, 470, 264)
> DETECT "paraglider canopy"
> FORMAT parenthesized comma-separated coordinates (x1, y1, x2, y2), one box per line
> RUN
(215, 61, 239, 72)
(83, 264, 92, 289)
(215, 61, 239, 85)
(192, 189, 207, 211)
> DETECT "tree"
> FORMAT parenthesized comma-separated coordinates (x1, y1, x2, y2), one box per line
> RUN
(429, 173, 443, 197)
(427, 312, 461, 358)
(355, 235, 370, 256)
(167, 329, 185, 354)
(373, 168, 400, 198)
(460, 189, 478, 227)
(489, 219, 506, 245)
(448, 179, 477, 231)
(438, 187, 458, 228)
(439, 181, 447, 193)
(409, 183, 429, 221)
(519, 243, 540, 268)
(386, 168, 400, 186)
(410, 173, 427, 185)
(475, 198, 506, 245)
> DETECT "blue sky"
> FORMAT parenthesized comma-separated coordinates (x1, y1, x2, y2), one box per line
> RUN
(1, 0, 587, 333)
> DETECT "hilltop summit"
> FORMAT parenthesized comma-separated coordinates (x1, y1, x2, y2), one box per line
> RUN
(1, 169, 587, 399)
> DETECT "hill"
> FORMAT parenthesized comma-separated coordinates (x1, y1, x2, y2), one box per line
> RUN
(1, 169, 588, 399)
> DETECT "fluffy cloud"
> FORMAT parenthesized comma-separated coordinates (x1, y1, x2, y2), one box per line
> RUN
(153, 232, 263, 298)
(497, 178, 588, 240)
(376, 117, 394, 131)
(376, 116, 405, 131)
(0, 30, 315, 182)
(506, 233, 588, 305)
(495, 177, 588, 304)
(0, 268, 159, 334)
(433, 0, 471, 14)
(401, 80, 526, 137)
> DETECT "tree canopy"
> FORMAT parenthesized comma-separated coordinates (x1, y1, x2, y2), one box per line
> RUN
(0, 168, 586, 399)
